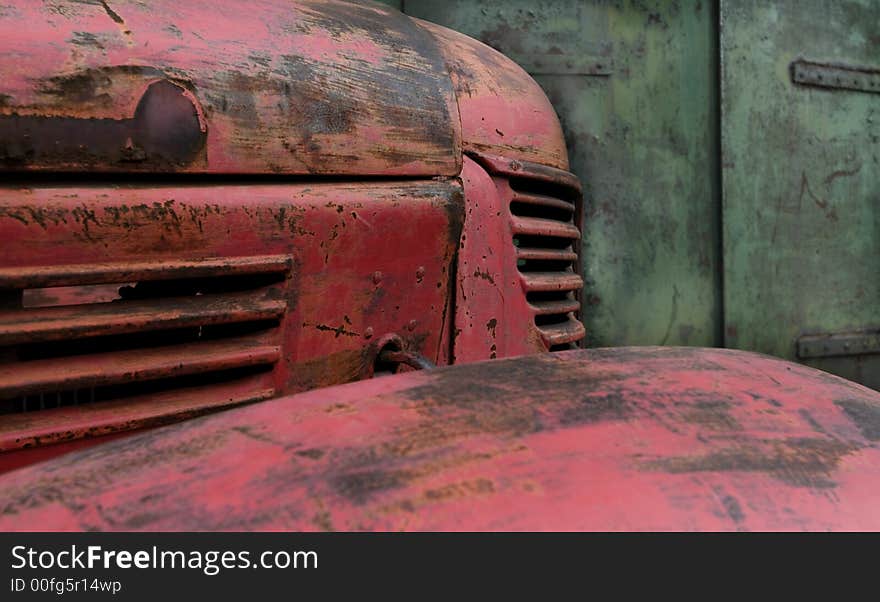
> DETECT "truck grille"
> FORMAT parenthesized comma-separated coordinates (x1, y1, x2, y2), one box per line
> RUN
(470, 152, 585, 351)
(0, 255, 290, 450)
(509, 172, 585, 350)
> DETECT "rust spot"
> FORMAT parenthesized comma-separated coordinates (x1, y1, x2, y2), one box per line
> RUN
(296, 448, 325, 460)
(486, 318, 497, 338)
(720, 493, 745, 524)
(472, 268, 495, 284)
(70, 31, 105, 49)
(289, 349, 372, 394)
(332, 469, 408, 504)
(639, 437, 860, 489)
(309, 322, 360, 338)
(390, 355, 645, 457)
(836, 399, 880, 441)
(679, 400, 742, 431)
(312, 510, 334, 531)
(231, 425, 279, 445)
(559, 393, 630, 425)
(98, 1, 125, 25)
(422, 478, 494, 500)
(798, 409, 831, 437)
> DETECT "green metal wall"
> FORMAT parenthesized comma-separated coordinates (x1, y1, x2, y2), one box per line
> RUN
(393, 0, 721, 348)
(721, 0, 880, 389)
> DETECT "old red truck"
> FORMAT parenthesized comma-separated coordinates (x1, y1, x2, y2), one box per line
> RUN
(0, 0, 878, 530)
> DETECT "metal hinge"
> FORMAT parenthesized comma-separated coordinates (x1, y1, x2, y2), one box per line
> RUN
(797, 329, 880, 359)
(791, 59, 880, 94)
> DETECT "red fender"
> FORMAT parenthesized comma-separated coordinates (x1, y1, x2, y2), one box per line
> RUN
(1, 347, 878, 531)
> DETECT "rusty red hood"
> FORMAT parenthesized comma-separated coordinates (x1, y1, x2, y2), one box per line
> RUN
(1, 346, 879, 531)
(0, 0, 573, 177)
(0, 0, 463, 176)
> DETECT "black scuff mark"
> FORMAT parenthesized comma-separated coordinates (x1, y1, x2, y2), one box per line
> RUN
(836, 399, 880, 441)
(98, 1, 124, 25)
(638, 437, 860, 489)
(306, 322, 360, 338)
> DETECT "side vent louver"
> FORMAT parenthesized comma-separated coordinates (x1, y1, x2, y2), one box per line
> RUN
(0, 255, 291, 451)
(511, 178, 585, 350)
(475, 154, 586, 351)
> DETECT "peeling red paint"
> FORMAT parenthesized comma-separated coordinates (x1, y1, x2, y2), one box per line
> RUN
(2, 347, 879, 531)
(453, 156, 538, 361)
(454, 152, 584, 360)
(0, 1, 587, 480)
(0, 181, 463, 466)
(417, 18, 569, 171)
(0, 0, 461, 175)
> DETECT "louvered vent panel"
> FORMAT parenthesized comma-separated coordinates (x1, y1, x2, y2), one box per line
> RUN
(508, 167, 585, 351)
(0, 255, 291, 450)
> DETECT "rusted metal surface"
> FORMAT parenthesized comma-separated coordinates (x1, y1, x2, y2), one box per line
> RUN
(791, 59, 880, 94)
(473, 153, 581, 192)
(416, 18, 569, 171)
(0, 289, 286, 345)
(475, 153, 584, 351)
(0, 1, 591, 469)
(0, 255, 292, 290)
(1, 346, 879, 531)
(0, 374, 275, 454)
(0, 0, 460, 175)
(0, 335, 279, 399)
(453, 154, 583, 362)
(453, 157, 538, 361)
(0, 180, 463, 460)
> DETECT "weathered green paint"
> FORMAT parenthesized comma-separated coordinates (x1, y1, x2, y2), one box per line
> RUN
(721, 0, 880, 388)
(405, 0, 721, 348)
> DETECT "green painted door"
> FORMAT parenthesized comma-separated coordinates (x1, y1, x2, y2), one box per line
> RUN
(721, 0, 880, 389)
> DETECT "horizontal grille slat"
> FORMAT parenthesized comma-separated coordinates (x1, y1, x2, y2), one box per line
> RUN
(511, 216, 580, 239)
(539, 319, 586, 347)
(471, 151, 585, 351)
(512, 191, 575, 212)
(0, 336, 280, 398)
(516, 247, 579, 262)
(0, 255, 292, 289)
(0, 291, 286, 346)
(521, 272, 584, 293)
(0, 374, 275, 452)
(0, 252, 290, 449)
(470, 152, 583, 193)
(528, 298, 581, 316)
